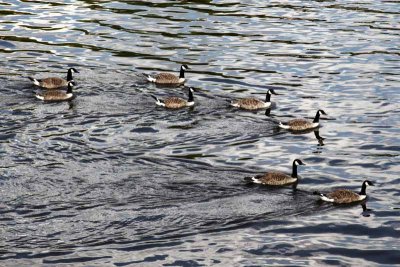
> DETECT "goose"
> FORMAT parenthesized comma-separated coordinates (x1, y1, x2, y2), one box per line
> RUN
(28, 67, 79, 89)
(35, 81, 75, 102)
(313, 180, 374, 204)
(151, 87, 194, 109)
(279, 109, 327, 131)
(244, 159, 306, 186)
(230, 89, 277, 110)
(144, 64, 189, 84)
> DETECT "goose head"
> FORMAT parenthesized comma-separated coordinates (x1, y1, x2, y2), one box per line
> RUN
(294, 159, 306, 166)
(181, 64, 190, 71)
(364, 180, 374, 187)
(69, 68, 79, 73)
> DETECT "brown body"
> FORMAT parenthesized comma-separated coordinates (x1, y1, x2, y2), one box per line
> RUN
(325, 190, 364, 204)
(152, 87, 194, 109)
(37, 77, 68, 89)
(153, 73, 183, 84)
(285, 119, 318, 131)
(231, 98, 267, 110)
(280, 110, 327, 131)
(29, 67, 79, 89)
(145, 64, 189, 85)
(253, 171, 297, 185)
(164, 97, 189, 109)
(245, 159, 305, 187)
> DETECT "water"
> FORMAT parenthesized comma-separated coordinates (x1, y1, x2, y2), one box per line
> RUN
(1, 1, 399, 266)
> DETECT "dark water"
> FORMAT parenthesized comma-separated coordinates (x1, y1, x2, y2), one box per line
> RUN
(1, 1, 400, 266)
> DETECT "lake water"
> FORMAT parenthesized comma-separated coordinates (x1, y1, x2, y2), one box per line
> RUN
(1, 1, 399, 266)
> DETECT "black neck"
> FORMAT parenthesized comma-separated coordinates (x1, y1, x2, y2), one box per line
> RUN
(179, 67, 185, 78)
(291, 161, 298, 178)
(188, 90, 193, 102)
(67, 69, 73, 81)
(265, 92, 271, 103)
(67, 84, 73, 94)
(360, 182, 367, 195)
(313, 111, 321, 123)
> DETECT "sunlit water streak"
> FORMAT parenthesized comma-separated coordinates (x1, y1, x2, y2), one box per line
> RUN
(0, 0, 399, 266)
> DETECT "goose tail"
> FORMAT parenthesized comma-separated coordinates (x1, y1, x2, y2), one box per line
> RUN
(151, 95, 164, 106)
(143, 73, 156, 82)
(313, 191, 334, 202)
(244, 176, 262, 184)
(35, 93, 44, 101)
(28, 77, 40, 86)
(278, 121, 290, 129)
(229, 100, 240, 107)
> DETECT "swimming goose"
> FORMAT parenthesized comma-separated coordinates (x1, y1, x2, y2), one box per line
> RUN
(244, 159, 305, 186)
(35, 81, 75, 102)
(151, 87, 194, 109)
(279, 109, 327, 131)
(144, 64, 189, 84)
(28, 67, 79, 89)
(230, 89, 277, 110)
(313, 180, 374, 204)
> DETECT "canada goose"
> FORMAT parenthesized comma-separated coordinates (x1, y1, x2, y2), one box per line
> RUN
(230, 89, 277, 110)
(313, 180, 374, 204)
(279, 109, 327, 131)
(35, 81, 75, 102)
(28, 67, 79, 89)
(144, 64, 189, 84)
(244, 159, 306, 186)
(151, 87, 194, 109)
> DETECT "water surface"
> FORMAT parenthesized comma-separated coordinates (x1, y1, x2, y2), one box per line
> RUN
(1, 1, 399, 266)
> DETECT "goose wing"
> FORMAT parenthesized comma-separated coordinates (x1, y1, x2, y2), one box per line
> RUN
(164, 97, 187, 108)
(256, 171, 295, 185)
(40, 77, 68, 89)
(236, 98, 264, 109)
(155, 73, 180, 83)
(327, 189, 361, 203)
(287, 119, 311, 127)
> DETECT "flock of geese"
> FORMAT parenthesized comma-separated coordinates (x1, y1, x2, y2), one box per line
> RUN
(28, 65, 374, 206)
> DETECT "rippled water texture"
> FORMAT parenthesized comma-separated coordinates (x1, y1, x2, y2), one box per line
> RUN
(1, 1, 400, 266)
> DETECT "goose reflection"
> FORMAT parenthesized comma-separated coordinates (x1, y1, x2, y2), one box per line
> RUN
(276, 122, 325, 146)
(361, 202, 373, 217)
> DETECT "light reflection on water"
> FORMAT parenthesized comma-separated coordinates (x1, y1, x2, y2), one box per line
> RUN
(0, 0, 399, 266)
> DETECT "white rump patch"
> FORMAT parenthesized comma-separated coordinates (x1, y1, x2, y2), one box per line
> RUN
(35, 94, 44, 100)
(154, 99, 165, 107)
(230, 101, 240, 107)
(320, 195, 335, 202)
(278, 122, 290, 129)
(31, 78, 40, 86)
(250, 177, 262, 184)
(146, 75, 157, 82)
